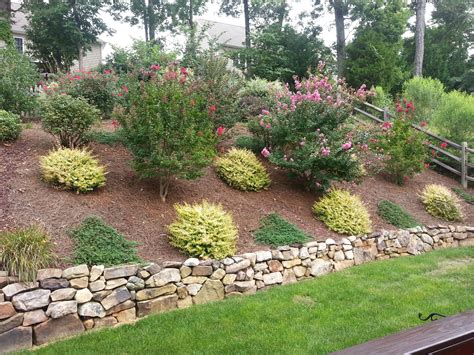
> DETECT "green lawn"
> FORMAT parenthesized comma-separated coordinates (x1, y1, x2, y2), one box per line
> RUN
(30, 248, 474, 354)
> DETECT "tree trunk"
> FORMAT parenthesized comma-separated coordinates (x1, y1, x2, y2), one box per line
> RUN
(414, 0, 426, 76)
(243, 0, 250, 49)
(148, 0, 156, 41)
(333, 0, 346, 79)
(276, 0, 286, 30)
(143, 0, 149, 42)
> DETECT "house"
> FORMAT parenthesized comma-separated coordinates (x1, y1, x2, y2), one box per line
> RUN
(7, 1, 104, 71)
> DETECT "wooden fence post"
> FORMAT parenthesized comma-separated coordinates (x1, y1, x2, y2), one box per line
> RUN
(461, 142, 467, 189)
(383, 107, 389, 121)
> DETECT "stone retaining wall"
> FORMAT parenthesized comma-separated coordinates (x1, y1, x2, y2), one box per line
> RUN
(1, 225, 473, 353)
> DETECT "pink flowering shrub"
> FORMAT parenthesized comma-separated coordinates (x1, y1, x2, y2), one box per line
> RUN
(372, 101, 427, 185)
(252, 67, 373, 191)
(116, 63, 216, 202)
(49, 70, 118, 119)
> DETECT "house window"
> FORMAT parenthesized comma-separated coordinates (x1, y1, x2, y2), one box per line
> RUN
(14, 37, 24, 54)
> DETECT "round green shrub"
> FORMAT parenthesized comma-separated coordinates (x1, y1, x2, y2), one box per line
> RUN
(40, 148, 107, 193)
(215, 148, 271, 191)
(0, 226, 55, 282)
(168, 201, 238, 259)
(420, 184, 463, 221)
(0, 110, 21, 142)
(41, 94, 100, 148)
(312, 189, 372, 235)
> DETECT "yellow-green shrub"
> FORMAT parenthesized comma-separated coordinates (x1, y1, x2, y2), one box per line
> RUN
(215, 148, 270, 191)
(420, 184, 463, 221)
(40, 148, 106, 193)
(312, 189, 372, 235)
(168, 201, 238, 259)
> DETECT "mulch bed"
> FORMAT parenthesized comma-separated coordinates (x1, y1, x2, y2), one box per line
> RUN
(1, 123, 473, 266)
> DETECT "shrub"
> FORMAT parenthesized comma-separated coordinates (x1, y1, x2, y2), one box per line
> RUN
(86, 128, 125, 146)
(256, 70, 372, 191)
(0, 46, 39, 114)
(430, 91, 474, 147)
(374, 101, 427, 185)
(53, 71, 118, 119)
(452, 187, 474, 205)
(70, 217, 141, 266)
(41, 94, 100, 148)
(118, 63, 216, 202)
(234, 136, 265, 154)
(215, 148, 270, 191)
(312, 189, 372, 235)
(420, 184, 463, 221)
(168, 201, 238, 259)
(402, 77, 444, 123)
(370, 86, 393, 110)
(0, 226, 54, 281)
(0, 110, 21, 142)
(237, 78, 283, 121)
(254, 213, 310, 246)
(377, 200, 420, 228)
(40, 148, 106, 193)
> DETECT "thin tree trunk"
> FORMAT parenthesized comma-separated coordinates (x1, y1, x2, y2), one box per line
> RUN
(143, 0, 149, 42)
(333, 0, 346, 79)
(414, 0, 426, 76)
(243, 0, 250, 49)
(276, 0, 286, 30)
(148, 0, 156, 41)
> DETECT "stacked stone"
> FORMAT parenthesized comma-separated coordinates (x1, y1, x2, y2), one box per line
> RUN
(1, 225, 473, 352)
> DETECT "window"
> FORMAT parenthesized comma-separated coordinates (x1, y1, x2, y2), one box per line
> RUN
(14, 37, 24, 54)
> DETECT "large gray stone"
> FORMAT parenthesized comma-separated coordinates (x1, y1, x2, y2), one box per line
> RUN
(46, 301, 78, 319)
(104, 300, 135, 316)
(192, 266, 213, 276)
(126, 276, 145, 291)
(78, 302, 106, 318)
(310, 259, 332, 276)
(50, 288, 76, 302)
(62, 265, 89, 280)
(146, 268, 181, 287)
(40, 278, 69, 290)
(37, 269, 63, 281)
(0, 326, 32, 352)
(183, 258, 199, 267)
(193, 280, 224, 305)
(89, 265, 104, 282)
(33, 314, 84, 346)
(226, 259, 251, 273)
(94, 316, 117, 329)
(89, 280, 106, 292)
(12, 289, 51, 311)
(103, 265, 139, 280)
(0, 312, 23, 334)
(353, 248, 376, 265)
(136, 294, 178, 317)
(263, 272, 283, 285)
(75, 288, 93, 303)
(135, 284, 177, 301)
(101, 286, 131, 310)
(23, 309, 48, 326)
(105, 278, 128, 290)
(2, 282, 38, 298)
(255, 251, 272, 262)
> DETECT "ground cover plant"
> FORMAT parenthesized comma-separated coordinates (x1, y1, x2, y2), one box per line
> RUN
(377, 200, 420, 229)
(313, 189, 372, 235)
(168, 201, 238, 259)
(69, 216, 141, 266)
(452, 187, 474, 205)
(421, 184, 463, 221)
(215, 148, 270, 191)
(86, 128, 125, 146)
(0, 226, 54, 282)
(0, 110, 21, 142)
(29, 247, 474, 354)
(40, 148, 107, 193)
(254, 213, 310, 246)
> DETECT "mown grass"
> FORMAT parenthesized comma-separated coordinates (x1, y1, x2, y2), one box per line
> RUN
(29, 247, 474, 354)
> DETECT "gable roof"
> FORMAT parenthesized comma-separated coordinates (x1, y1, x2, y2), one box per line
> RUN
(196, 19, 246, 49)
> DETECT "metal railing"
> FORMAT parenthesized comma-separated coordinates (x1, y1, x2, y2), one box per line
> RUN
(353, 102, 473, 188)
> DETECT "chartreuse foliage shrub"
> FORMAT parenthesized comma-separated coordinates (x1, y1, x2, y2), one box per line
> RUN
(420, 184, 463, 222)
(118, 63, 216, 202)
(215, 148, 270, 191)
(70, 217, 141, 266)
(254, 213, 310, 247)
(168, 201, 238, 259)
(0, 110, 21, 142)
(402, 77, 444, 123)
(40, 148, 106, 193)
(377, 200, 420, 228)
(374, 101, 427, 185)
(41, 94, 100, 148)
(0, 226, 54, 282)
(313, 189, 372, 235)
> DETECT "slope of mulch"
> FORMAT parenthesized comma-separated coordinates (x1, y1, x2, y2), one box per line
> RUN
(1, 123, 473, 266)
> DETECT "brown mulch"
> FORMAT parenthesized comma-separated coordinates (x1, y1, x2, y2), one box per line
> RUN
(1, 123, 472, 266)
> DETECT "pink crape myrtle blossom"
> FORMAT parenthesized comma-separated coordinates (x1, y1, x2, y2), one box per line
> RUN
(261, 147, 270, 158)
(342, 142, 352, 150)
